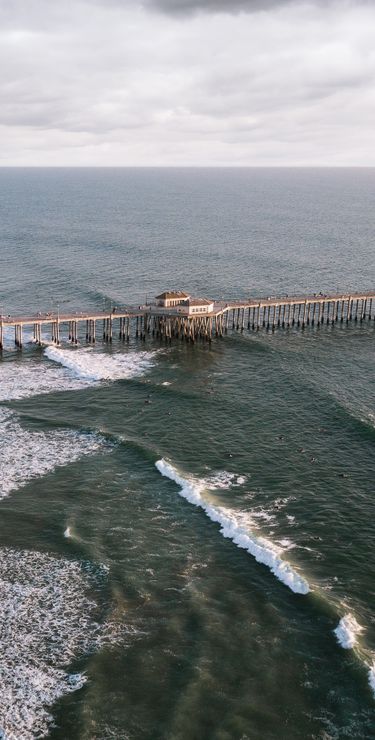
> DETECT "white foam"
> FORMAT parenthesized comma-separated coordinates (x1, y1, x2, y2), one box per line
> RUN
(0, 347, 157, 401)
(155, 459, 310, 595)
(0, 359, 91, 401)
(274, 496, 295, 509)
(203, 471, 247, 490)
(44, 345, 156, 382)
(0, 547, 114, 740)
(0, 408, 111, 498)
(276, 538, 296, 550)
(64, 527, 72, 539)
(334, 613, 364, 649)
(333, 617, 375, 699)
(251, 510, 275, 523)
(368, 663, 375, 698)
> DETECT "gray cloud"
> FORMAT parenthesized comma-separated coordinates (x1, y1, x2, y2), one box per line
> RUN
(144, 0, 292, 14)
(143, 0, 362, 15)
(0, 0, 374, 165)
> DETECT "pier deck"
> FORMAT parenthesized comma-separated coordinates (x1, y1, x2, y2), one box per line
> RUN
(1, 291, 374, 348)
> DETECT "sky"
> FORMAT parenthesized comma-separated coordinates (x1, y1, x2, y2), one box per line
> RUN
(1, 0, 375, 166)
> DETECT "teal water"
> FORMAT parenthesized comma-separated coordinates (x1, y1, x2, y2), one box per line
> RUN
(0, 169, 374, 739)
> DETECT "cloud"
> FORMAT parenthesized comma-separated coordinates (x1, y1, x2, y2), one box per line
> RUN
(0, 0, 374, 165)
(143, 0, 292, 14)
(143, 0, 364, 16)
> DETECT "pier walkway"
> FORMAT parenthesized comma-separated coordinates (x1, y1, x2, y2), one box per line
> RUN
(1, 291, 374, 348)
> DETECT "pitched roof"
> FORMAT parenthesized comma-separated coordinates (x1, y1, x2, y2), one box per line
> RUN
(155, 291, 190, 300)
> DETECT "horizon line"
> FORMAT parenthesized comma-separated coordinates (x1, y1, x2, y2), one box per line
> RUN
(1, 164, 375, 170)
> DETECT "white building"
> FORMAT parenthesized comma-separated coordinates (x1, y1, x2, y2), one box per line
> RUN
(182, 298, 214, 315)
(155, 291, 190, 308)
(154, 291, 214, 315)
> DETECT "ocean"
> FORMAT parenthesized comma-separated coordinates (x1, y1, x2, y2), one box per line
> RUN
(0, 167, 374, 739)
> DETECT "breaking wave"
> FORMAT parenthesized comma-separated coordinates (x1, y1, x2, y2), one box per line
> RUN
(333, 614, 375, 698)
(0, 347, 158, 401)
(0, 408, 111, 498)
(44, 345, 157, 382)
(155, 460, 375, 698)
(368, 664, 375, 698)
(334, 613, 364, 650)
(155, 458, 310, 595)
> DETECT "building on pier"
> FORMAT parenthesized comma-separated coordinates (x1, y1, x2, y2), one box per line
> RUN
(181, 298, 214, 315)
(154, 291, 214, 315)
(155, 291, 190, 307)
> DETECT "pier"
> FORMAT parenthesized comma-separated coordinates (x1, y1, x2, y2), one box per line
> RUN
(1, 291, 374, 349)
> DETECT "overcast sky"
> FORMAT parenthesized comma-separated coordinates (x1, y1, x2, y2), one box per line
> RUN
(1, 0, 374, 165)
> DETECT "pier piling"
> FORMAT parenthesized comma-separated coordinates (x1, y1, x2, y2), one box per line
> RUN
(1, 291, 374, 350)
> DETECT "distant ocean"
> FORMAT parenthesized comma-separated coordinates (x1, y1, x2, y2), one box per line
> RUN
(0, 168, 374, 739)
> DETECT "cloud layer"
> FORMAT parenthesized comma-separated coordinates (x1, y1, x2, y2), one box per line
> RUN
(144, 0, 294, 13)
(1, 0, 374, 165)
(147, 0, 364, 15)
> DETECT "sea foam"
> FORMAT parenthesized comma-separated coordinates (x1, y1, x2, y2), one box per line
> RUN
(155, 459, 309, 595)
(44, 345, 156, 382)
(203, 471, 248, 489)
(368, 664, 375, 698)
(0, 347, 157, 402)
(334, 614, 364, 649)
(0, 360, 90, 401)
(334, 616, 375, 699)
(0, 548, 114, 740)
(0, 408, 110, 498)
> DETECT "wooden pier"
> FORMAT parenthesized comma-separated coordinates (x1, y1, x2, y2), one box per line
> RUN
(1, 291, 374, 349)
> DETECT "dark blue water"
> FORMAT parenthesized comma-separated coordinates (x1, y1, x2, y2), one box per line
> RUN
(0, 168, 374, 739)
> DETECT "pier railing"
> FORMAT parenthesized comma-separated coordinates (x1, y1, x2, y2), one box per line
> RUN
(1, 291, 374, 348)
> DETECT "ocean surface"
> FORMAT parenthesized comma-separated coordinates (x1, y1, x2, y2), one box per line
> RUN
(0, 167, 374, 740)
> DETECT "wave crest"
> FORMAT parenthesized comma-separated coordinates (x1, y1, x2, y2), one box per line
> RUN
(334, 613, 364, 650)
(155, 458, 309, 595)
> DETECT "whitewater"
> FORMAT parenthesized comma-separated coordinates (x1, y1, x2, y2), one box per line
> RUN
(0, 345, 160, 737)
(0, 408, 110, 498)
(0, 548, 121, 740)
(0, 346, 158, 402)
(155, 458, 310, 595)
